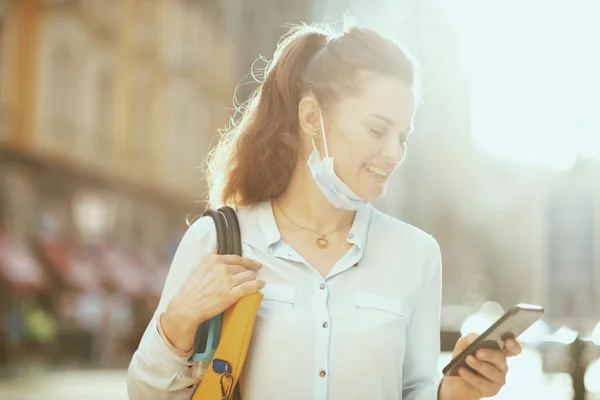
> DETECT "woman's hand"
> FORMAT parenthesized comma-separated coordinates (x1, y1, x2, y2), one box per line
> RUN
(439, 333, 522, 400)
(161, 251, 265, 352)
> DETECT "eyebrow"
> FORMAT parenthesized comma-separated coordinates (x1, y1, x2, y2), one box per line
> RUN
(368, 113, 413, 134)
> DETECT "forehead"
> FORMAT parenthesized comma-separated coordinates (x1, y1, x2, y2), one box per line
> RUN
(331, 72, 415, 128)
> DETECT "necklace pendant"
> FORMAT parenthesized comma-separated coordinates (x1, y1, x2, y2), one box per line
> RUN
(316, 236, 328, 249)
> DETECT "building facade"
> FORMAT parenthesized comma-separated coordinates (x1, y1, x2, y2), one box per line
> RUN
(0, 0, 296, 369)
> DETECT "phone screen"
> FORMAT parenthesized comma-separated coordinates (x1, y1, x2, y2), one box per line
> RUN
(442, 304, 544, 377)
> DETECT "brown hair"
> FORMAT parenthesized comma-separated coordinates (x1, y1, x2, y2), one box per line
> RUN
(204, 22, 419, 209)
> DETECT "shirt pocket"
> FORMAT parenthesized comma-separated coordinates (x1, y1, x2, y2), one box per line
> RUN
(354, 291, 413, 331)
(260, 283, 296, 304)
(256, 283, 297, 328)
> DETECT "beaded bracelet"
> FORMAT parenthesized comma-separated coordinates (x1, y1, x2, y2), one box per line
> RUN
(156, 312, 194, 357)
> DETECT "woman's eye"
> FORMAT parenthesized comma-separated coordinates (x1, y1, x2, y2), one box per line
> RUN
(368, 127, 385, 137)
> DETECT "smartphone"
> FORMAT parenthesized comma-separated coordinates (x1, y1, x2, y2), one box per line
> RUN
(442, 303, 545, 377)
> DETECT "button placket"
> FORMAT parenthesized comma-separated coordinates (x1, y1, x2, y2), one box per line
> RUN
(313, 279, 330, 397)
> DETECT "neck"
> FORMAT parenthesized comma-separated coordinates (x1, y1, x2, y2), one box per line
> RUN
(274, 161, 356, 234)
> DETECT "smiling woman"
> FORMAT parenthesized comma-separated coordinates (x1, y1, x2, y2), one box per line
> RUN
(127, 20, 523, 400)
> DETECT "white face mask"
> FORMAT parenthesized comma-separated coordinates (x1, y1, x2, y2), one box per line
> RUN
(306, 108, 369, 210)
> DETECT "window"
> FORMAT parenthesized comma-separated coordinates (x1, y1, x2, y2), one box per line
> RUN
(0, 18, 3, 99)
(131, 71, 151, 165)
(3, 170, 36, 239)
(167, 81, 212, 190)
(0, 171, 7, 230)
(47, 43, 80, 148)
(169, 82, 188, 177)
(0, 18, 6, 142)
(94, 67, 113, 159)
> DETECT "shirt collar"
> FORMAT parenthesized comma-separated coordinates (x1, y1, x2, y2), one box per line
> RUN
(239, 200, 280, 249)
(347, 203, 372, 250)
(244, 200, 372, 251)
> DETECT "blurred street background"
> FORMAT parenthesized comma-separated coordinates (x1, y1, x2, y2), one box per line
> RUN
(1, 0, 600, 399)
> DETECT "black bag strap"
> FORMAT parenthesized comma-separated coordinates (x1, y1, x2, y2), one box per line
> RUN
(215, 207, 243, 400)
(191, 206, 243, 400)
(219, 206, 242, 256)
(203, 209, 228, 255)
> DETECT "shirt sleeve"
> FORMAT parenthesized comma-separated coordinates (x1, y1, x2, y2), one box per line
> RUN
(402, 239, 444, 400)
(127, 216, 217, 400)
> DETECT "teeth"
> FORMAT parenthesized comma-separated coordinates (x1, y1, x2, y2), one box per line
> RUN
(365, 165, 388, 177)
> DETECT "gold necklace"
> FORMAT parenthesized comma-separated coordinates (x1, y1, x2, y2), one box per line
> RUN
(275, 200, 354, 249)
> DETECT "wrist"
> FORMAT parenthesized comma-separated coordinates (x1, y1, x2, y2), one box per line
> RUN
(160, 305, 199, 354)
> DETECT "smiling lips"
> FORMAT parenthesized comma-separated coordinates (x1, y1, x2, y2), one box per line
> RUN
(364, 164, 391, 178)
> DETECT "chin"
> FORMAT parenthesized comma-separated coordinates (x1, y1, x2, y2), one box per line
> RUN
(357, 186, 387, 202)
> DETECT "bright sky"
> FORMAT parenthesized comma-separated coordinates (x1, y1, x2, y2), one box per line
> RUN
(444, 0, 600, 170)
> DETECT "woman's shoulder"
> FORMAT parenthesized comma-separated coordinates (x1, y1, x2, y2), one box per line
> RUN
(370, 207, 440, 256)
(178, 213, 218, 251)
(181, 203, 263, 249)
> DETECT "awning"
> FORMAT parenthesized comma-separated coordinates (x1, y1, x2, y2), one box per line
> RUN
(0, 234, 47, 291)
(93, 246, 147, 298)
(36, 236, 103, 292)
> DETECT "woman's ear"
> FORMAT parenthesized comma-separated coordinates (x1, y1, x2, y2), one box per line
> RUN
(298, 96, 321, 137)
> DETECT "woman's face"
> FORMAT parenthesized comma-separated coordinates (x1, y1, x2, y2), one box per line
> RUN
(305, 73, 416, 202)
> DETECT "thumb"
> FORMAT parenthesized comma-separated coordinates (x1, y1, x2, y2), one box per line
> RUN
(453, 332, 480, 356)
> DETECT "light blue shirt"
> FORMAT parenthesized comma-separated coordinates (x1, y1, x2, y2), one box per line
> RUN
(127, 200, 443, 400)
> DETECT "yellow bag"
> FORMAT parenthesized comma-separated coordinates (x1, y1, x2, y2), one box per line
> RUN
(189, 207, 263, 400)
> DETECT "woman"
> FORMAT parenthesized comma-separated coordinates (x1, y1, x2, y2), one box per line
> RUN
(127, 23, 522, 400)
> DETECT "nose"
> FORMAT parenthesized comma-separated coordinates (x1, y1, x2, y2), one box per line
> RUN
(381, 136, 407, 164)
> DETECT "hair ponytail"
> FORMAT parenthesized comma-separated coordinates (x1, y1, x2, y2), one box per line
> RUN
(205, 25, 328, 208)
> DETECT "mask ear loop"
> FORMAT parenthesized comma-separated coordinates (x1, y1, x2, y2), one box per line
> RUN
(318, 107, 330, 158)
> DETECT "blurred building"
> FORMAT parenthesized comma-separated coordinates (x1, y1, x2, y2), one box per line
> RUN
(0, 0, 294, 371)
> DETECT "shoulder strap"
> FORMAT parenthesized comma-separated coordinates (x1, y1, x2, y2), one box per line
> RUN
(190, 207, 245, 400)
(191, 208, 231, 358)
(219, 206, 242, 256)
(203, 209, 228, 255)
(216, 207, 244, 400)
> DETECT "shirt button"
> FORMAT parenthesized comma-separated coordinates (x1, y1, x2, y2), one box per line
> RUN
(322, 322, 328, 328)
(319, 283, 326, 290)
(319, 370, 327, 377)
(348, 232, 355, 239)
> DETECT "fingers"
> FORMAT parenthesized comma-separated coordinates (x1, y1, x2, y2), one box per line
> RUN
(463, 332, 480, 344)
(230, 279, 266, 297)
(503, 339, 522, 357)
(226, 264, 248, 275)
(217, 254, 261, 271)
(453, 332, 480, 356)
(476, 349, 508, 373)
(466, 355, 506, 385)
(458, 367, 498, 397)
(230, 270, 257, 287)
